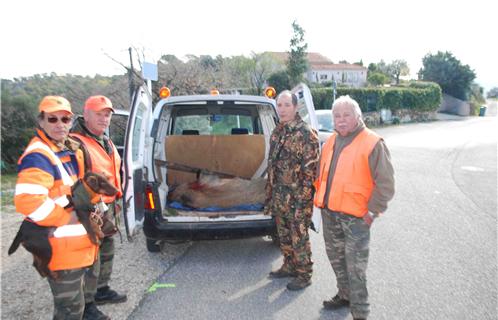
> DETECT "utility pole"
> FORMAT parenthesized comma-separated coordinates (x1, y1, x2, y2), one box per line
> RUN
(332, 79, 337, 103)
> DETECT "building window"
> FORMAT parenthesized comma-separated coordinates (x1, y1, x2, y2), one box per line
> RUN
(320, 74, 328, 80)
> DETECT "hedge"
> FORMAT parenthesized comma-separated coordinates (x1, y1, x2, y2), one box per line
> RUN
(311, 81, 442, 113)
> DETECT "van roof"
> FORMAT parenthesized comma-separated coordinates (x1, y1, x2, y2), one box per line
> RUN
(160, 94, 275, 105)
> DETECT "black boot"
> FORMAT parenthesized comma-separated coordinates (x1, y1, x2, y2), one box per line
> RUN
(323, 294, 350, 310)
(83, 302, 110, 320)
(95, 286, 127, 305)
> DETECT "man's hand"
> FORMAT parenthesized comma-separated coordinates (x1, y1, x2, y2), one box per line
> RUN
(115, 203, 122, 216)
(363, 211, 381, 227)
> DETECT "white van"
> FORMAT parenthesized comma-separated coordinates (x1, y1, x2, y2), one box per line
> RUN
(123, 83, 319, 252)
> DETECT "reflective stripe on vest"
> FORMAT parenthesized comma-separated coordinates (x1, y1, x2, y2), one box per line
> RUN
(52, 224, 87, 238)
(314, 128, 380, 217)
(21, 141, 87, 237)
(24, 141, 74, 186)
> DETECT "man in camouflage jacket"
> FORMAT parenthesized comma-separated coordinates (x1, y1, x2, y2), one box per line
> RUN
(265, 90, 320, 291)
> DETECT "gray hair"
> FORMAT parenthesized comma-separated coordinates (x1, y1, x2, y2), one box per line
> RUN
(332, 95, 362, 118)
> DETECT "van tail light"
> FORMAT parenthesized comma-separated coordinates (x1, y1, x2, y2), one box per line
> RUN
(145, 185, 156, 210)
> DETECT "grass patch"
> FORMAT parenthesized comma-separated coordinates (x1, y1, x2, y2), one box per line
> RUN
(1, 173, 17, 209)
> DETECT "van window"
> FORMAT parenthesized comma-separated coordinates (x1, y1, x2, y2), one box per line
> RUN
(131, 106, 144, 161)
(109, 113, 128, 147)
(173, 114, 254, 135)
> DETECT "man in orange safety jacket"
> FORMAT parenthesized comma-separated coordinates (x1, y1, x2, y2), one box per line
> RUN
(314, 95, 395, 320)
(70, 95, 127, 310)
(14, 95, 108, 319)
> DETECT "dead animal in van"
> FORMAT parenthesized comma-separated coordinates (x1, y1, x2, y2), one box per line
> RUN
(168, 174, 266, 209)
(8, 172, 118, 279)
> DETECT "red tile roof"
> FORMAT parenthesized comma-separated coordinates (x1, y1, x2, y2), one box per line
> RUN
(313, 63, 367, 71)
(266, 52, 366, 71)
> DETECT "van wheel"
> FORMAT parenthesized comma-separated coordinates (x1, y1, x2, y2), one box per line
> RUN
(146, 239, 161, 252)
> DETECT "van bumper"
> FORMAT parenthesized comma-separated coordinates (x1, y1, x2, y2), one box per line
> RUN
(143, 211, 277, 241)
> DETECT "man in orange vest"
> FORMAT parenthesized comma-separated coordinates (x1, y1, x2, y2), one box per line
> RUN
(14, 96, 105, 319)
(314, 95, 395, 320)
(70, 95, 127, 310)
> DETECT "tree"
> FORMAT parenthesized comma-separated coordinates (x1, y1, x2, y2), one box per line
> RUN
(419, 51, 476, 100)
(249, 52, 282, 95)
(487, 87, 498, 99)
(367, 72, 390, 86)
(287, 20, 308, 87)
(267, 70, 290, 94)
(388, 60, 410, 84)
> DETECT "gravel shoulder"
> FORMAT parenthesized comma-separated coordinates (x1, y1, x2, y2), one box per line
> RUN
(1, 205, 191, 320)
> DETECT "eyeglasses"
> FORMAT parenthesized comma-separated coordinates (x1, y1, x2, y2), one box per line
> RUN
(47, 116, 73, 124)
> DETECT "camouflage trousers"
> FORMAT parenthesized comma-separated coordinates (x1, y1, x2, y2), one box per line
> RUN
(98, 203, 117, 289)
(47, 268, 86, 320)
(83, 254, 100, 303)
(322, 209, 370, 319)
(84, 203, 117, 300)
(275, 214, 313, 280)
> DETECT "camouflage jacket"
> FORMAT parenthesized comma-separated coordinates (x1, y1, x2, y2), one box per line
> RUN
(265, 114, 320, 211)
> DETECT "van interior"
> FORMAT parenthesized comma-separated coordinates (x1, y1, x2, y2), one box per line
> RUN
(153, 101, 276, 221)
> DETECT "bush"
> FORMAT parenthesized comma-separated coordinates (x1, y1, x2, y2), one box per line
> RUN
(311, 81, 442, 114)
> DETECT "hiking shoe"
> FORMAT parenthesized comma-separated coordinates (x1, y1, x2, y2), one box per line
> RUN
(323, 294, 350, 310)
(83, 302, 110, 320)
(95, 285, 127, 305)
(269, 267, 297, 279)
(286, 277, 311, 291)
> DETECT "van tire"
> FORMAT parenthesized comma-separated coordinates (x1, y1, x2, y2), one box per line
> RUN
(146, 239, 161, 252)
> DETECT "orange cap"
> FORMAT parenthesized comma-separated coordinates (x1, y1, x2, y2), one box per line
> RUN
(38, 96, 73, 115)
(84, 95, 114, 112)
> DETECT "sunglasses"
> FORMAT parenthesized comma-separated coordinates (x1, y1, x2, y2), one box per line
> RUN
(47, 116, 73, 124)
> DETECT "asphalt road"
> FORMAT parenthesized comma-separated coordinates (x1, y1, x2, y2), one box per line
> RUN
(128, 113, 497, 320)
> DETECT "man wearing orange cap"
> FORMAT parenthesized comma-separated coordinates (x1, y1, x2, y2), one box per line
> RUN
(70, 95, 127, 309)
(13, 96, 104, 319)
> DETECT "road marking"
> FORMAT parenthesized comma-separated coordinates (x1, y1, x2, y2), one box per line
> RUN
(460, 166, 485, 172)
(148, 282, 176, 292)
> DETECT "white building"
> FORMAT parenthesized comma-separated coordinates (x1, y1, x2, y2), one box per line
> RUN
(306, 63, 367, 88)
(267, 52, 368, 88)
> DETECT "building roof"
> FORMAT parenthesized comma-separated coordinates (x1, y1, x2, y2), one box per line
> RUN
(266, 52, 366, 71)
(266, 52, 333, 65)
(312, 63, 367, 71)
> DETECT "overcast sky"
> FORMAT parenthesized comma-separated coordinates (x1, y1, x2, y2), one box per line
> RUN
(1, 0, 495, 92)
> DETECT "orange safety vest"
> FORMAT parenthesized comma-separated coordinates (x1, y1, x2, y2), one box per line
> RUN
(15, 130, 98, 271)
(71, 133, 122, 203)
(313, 128, 380, 217)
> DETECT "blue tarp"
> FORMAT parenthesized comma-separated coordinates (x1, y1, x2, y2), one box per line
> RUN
(168, 201, 263, 212)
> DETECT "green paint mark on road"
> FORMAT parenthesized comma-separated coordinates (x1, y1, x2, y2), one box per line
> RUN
(148, 282, 176, 293)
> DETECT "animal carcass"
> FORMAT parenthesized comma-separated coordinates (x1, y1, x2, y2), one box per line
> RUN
(168, 174, 266, 209)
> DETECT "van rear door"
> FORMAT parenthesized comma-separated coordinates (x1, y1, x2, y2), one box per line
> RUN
(291, 83, 322, 233)
(123, 84, 153, 238)
(292, 83, 319, 130)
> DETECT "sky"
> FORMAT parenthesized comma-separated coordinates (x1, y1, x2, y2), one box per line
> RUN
(1, 0, 496, 92)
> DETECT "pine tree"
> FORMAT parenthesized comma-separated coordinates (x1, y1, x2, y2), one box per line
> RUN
(286, 20, 308, 87)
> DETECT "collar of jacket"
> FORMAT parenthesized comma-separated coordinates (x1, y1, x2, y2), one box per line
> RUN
(36, 128, 80, 152)
(277, 113, 305, 134)
(72, 116, 108, 144)
(334, 121, 365, 140)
